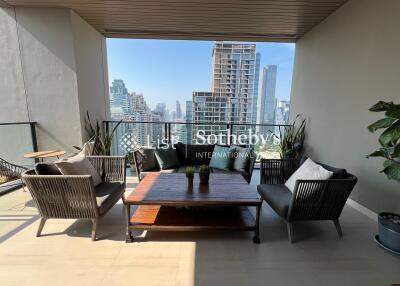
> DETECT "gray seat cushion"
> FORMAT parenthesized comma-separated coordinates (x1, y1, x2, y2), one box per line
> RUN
(95, 182, 125, 215)
(257, 184, 292, 218)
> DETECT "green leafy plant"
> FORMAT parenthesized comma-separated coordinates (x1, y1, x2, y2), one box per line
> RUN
(85, 112, 122, 155)
(126, 152, 135, 165)
(367, 101, 400, 180)
(272, 115, 306, 159)
(199, 165, 210, 173)
(185, 166, 194, 178)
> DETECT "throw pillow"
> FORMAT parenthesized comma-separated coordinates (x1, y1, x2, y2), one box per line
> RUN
(299, 156, 347, 179)
(284, 158, 333, 192)
(175, 143, 214, 165)
(209, 145, 233, 171)
(139, 148, 159, 171)
(55, 154, 102, 186)
(34, 162, 62, 175)
(79, 140, 95, 156)
(232, 146, 251, 172)
(154, 148, 180, 170)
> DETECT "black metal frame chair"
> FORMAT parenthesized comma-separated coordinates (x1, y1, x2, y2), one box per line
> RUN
(258, 158, 358, 242)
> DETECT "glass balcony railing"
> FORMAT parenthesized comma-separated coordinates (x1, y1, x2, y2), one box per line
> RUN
(105, 121, 289, 160)
(0, 122, 38, 168)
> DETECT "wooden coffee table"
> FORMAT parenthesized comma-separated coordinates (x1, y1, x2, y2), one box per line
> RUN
(125, 173, 262, 243)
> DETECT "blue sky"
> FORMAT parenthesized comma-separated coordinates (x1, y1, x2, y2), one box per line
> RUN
(107, 39, 295, 111)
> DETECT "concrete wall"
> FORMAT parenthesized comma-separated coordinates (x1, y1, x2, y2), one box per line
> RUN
(290, 0, 400, 213)
(0, 7, 109, 164)
(71, 11, 110, 142)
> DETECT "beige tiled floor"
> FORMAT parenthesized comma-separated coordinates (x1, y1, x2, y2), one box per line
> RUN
(1, 172, 400, 286)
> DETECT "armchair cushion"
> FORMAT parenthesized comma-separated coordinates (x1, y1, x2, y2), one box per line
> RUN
(55, 154, 102, 186)
(257, 184, 292, 218)
(95, 182, 125, 215)
(285, 158, 333, 192)
(300, 156, 347, 179)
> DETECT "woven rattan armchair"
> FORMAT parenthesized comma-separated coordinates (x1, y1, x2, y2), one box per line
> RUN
(0, 157, 28, 186)
(258, 158, 358, 242)
(22, 156, 126, 241)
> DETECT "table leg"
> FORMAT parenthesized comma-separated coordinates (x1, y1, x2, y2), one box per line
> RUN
(125, 204, 134, 243)
(253, 203, 261, 244)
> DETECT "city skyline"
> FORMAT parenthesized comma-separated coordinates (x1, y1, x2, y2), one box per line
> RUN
(107, 39, 295, 111)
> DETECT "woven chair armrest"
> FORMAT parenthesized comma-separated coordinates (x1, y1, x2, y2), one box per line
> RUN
(260, 158, 300, 185)
(87, 156, 126, 183)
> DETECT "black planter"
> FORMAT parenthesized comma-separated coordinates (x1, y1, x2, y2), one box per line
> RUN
(199, 172, 210, 185)
(378, 212, 400, 253)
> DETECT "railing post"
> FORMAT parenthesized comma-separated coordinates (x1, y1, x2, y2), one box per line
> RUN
(227, 124, 232, 145)
(164, 122, 168, 143)
(29, 122, 39, 163)
(168, 123, 171, 143)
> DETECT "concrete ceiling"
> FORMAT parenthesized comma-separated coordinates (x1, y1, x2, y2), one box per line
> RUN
(1, 0, 349, 42)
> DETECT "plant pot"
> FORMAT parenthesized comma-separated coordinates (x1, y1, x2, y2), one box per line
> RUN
(187, 176, 194, 187)
(199, 172, 210, 185)
(129, 165, 136, 173)
(378, 212, 400, 253)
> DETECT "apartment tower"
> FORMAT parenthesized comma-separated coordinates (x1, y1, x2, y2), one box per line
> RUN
(192, 42, 260, 142)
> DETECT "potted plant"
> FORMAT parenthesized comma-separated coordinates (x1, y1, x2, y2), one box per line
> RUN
(272, 115, 306, 159)
(185, 166, 194, 187)
(126, 152, 136, 173)
(199, 165, 210, 185)
(367, 100, 400, 254)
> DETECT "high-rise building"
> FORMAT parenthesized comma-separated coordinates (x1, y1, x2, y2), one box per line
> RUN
(110, 79, 129, 117)
(211, 42, 260, 126)
(258, 65, 278, 135)
(185, 101, 193, 143)
(192, 92, 229, 143)
(191, 42, 260, 142)
(176, 100, 182, 120)
(155, 103, 167, 120)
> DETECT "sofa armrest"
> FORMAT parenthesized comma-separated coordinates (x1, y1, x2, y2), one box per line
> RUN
(133, 150, 143, 181)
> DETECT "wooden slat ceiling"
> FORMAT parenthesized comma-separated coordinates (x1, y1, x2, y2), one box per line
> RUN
(1, 0, 349, 42)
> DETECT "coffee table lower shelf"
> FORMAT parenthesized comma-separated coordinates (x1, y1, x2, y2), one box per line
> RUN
(126, 205, 259, 242)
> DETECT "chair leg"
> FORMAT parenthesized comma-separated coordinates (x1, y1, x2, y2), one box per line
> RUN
(286, 222, 294, 243)
(333, 219, 343, 238)
(36, 218, 46, 237)
(121, 194, 126, 204)
(91, 219, 98, 241)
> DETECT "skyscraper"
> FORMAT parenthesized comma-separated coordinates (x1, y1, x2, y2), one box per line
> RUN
(176, 100, 182, 120)
(155, 103, 167, 120)
(192, 92, 229, 142)
(211, 42, 260, 126)
(192, 42, 261, 141)
(185, 100, 193, 143)
(258, 65, 278, 134)
(109, 79, 129, 117)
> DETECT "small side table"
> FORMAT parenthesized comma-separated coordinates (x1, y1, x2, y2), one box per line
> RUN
(24, 150, 66, 162)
